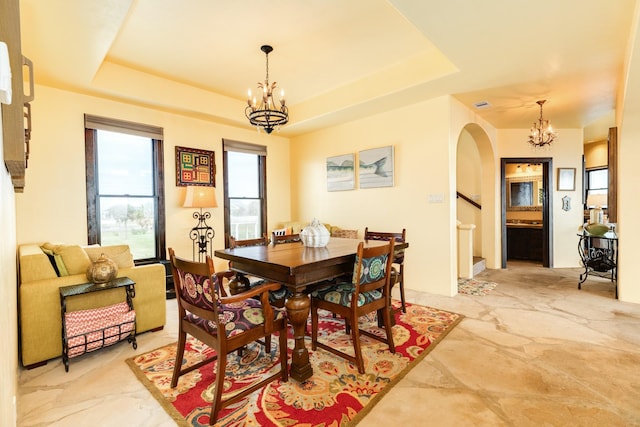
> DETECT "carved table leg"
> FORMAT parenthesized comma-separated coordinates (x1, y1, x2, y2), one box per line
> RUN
(285, 291, 313, 381)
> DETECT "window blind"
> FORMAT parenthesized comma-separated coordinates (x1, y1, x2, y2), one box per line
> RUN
(222, 138, 267, 156)
(84, 114, 163, 139)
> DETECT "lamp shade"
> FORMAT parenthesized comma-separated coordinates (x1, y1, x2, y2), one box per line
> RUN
(183, 186, 217, 208)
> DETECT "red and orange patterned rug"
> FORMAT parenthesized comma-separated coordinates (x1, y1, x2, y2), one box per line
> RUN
(126, 302, 462, 426)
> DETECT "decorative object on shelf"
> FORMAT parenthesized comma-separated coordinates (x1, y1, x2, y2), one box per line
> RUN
(557, 167, 576, 191)
(300, 218, 330, 247)
(245, 45, 288, 134)
(527, 100, 557, 148)
(585, 223, 610, 237)
(183, 186, 217, 262)
(175, 145, 215, 187)
(86, 253, 118, 283)
(562, 195, 571, 211)
(586, 193, 607, 224)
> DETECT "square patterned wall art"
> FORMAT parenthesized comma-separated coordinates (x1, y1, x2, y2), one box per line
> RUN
(175, 146, 215, 187)
(359, 145, 394, 188)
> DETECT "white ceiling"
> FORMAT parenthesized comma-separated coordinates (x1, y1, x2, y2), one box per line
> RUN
(19, 0, 637, 141)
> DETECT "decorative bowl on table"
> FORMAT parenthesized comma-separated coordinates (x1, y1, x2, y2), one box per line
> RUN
(300, 218, 330, 247)
(585, 223, 610, 237)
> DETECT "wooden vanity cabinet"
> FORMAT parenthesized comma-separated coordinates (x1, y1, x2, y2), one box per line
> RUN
(507, 226, 543, 261)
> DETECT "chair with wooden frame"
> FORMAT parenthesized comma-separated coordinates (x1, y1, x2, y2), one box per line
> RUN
(364, 227, 407, 313)
(271, 232, 301, 245)
(168, 248, 288, 425)
(227, 234, 289, 308)
(227, 234, 269, 295)
(309, 239, 396, 374)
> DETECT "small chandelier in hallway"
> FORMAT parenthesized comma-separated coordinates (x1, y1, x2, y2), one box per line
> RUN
(245, 45, 288, 134)
(527, 100, 557, 148)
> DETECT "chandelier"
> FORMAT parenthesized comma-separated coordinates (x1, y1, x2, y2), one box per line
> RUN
(245, 45, 288, 134)
(527, 100, 557, 148)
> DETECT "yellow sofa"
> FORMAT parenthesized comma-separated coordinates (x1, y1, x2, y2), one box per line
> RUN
(18, 243, 166, 368)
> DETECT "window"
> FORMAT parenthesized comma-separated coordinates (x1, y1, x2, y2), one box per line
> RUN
(222, 139, 267, 246)
(85, 115, 166, 262)
(585, 168, 608, 208)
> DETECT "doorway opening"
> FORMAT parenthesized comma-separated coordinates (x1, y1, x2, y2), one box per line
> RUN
(501, 157, 553, 268)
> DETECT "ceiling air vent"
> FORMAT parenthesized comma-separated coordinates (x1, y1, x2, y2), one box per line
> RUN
(473, 101, 491, 109)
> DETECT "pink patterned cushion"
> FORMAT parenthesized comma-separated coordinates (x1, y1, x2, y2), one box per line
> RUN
(65, 302, 135, 358)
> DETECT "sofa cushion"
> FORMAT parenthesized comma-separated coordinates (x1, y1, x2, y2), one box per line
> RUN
(41, 243, 91, 276)
(84, 245, 134, 269)
(331, 228, 358, 239)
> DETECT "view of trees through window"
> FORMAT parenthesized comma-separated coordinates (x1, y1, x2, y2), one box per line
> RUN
(585, 168, 608, 208)
(227, 151, 262, 239)
(96, 130, 157, 259)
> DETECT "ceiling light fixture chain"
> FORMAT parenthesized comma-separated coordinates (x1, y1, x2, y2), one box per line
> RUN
(527, 99, 557, 149)
(245, 44, 288, 134)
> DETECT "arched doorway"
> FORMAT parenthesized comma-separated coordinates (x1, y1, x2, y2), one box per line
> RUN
(455, 123, 499, 271)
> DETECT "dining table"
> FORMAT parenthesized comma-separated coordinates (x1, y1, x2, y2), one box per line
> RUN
(214, 237, 409, 381)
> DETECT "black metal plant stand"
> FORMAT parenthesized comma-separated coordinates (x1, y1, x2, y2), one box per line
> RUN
(577, 228, 618, 298)
(189, 209, 215, 262)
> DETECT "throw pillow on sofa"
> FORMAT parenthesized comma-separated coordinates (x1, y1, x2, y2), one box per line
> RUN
(40, 243, 91, 276)
(84, 245, 134, 269)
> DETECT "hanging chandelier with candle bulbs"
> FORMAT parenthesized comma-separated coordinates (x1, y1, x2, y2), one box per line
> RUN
(245, 45, 288, 134)
(527, 100, 557, 148)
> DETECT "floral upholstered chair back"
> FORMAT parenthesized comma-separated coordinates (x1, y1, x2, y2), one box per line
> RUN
(174, 266, 220, 311)
(170, 254, 223, 325)
(350, 238, 395, 303)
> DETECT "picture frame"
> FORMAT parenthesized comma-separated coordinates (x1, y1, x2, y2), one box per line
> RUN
(175, 146, 215, 187)
(359, 145, 394, 188)
(557, 167, 575, 191)
(326, 153, 355, 191)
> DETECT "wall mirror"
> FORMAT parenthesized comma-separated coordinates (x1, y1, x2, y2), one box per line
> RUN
(507, 175, 543, 211)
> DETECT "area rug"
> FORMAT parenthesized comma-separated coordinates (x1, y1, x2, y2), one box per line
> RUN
(457, 278, 498, 296)
(126, 302, 462, 426)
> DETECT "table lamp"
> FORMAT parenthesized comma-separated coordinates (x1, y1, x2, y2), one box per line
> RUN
(183, 186, 218, 261)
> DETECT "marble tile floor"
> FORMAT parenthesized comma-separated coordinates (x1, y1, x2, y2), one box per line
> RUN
(17, 261, 640, 426)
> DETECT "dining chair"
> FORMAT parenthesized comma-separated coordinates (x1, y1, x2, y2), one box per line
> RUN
(271, 232, 301, 245)
(227, 234, 269, 294)
(310, 239, 396, 374)
(228, 234, 289, 308)
(364, 227, 407, 313)
(168, 248, 288, 425)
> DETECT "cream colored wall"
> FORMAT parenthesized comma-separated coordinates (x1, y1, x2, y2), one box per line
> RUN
(456, 129, 482, 256)
(15, 85, 291, 273)
(616, 3, 640, 304)
(584, 140, 608, 169)
(290, 96, 459, 296)
(449, 99, 500, 270)
(0, 112, 18, 427)
(498, 128, 584, 268)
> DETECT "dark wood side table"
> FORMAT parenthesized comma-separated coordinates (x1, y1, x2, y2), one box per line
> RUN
(59, 277, 137, 371)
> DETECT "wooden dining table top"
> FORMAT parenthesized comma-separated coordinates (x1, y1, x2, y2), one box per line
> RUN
(214, 237, 408, 291)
